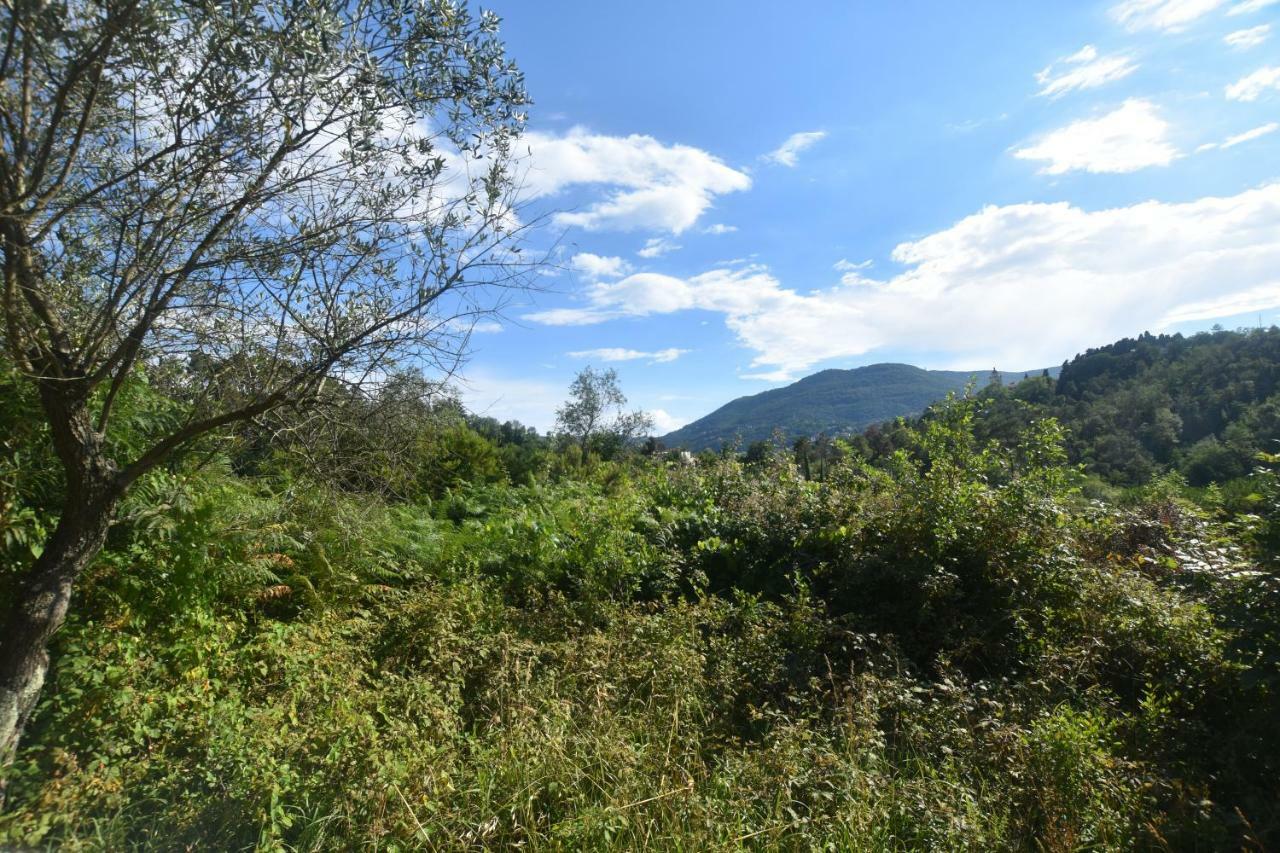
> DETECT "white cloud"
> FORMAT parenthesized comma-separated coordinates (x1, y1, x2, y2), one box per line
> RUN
(1228, 0, 1279, 14)
(739, 368, 798, 382)
(1014, 99, 1179, 174)
(567, 347, 689, 364)
(1226, 66, 1280, 101)
(445, 317, 504, 335)
(648, 408, 688, 433)
(1197, 121, 1279, 151)
(459, 372, 563, 433)
(525, 267, 775, 327)
(520, 127, 750, 234)
(522, 306, 618, 326)
(1111, 0, 1226, 32)
(1223, 122, 1280, 147)
(637, 237, 682, 258)
(1036, 45, 1139, 98)
(764, 130, 828, 167)
(834, 258, 875, 286)
(1160, 283, 1280, 324)
(528, 184, 1280, 379)
(1224, 24, 1271, 48)
(572, 252, 631, 279)
(704, 223, 738, 235)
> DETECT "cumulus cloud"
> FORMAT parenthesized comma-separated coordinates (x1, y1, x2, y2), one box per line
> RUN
(1014, 99, 1179, 174)
(1036, 45, 1139, 98)
(1224, 23, 1271, 48)
(572, 252, 631, 279)
(528, 184, 1280, 379)
(648, 408, 688, 433)
(1196, 122, 1279, 151)
(764, 131, 828, 167)
(638, 237, 681, 258)
(520, 127, 750, 234)
(1111, 0, 1226, 32)
(1226, 66, 1280, 101)
(567, 347, 689, 363)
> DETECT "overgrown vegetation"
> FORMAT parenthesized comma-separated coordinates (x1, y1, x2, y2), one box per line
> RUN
(4, 0, 1275, 845)
(2, 340, 1278, 850)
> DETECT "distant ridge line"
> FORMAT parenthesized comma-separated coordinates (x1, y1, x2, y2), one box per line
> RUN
(660, 362, 1057, 450)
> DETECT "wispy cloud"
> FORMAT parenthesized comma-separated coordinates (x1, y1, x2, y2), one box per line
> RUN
(1036, 45, 1139, 98)
(1014, 99, 1179, 174)
(1196, 122, 1279, 152)
(763, 131, 828, 167)
(446, 318, 504, 335)
(1228, 0, 1279, 14)
(1222, 122, 1280, 147)
(567, 347, 690, 364)
(833, 258, 874, 284)
(1111, 0, 1226, 32)
(637, 237, 681, 258)
(703, 223, 738, 235)
(1224, 23, 1271, 48)
(945, 114, 1009, 134)
(1226, 65, 1280, 101)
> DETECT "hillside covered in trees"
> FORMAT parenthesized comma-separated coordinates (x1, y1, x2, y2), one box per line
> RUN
(846, 328, 1280, 493)
(660, 363, 1063, 450)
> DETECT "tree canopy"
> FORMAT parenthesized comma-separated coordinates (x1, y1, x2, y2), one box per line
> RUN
(555, 366, 653, 458)
(0, 0, 532, 782)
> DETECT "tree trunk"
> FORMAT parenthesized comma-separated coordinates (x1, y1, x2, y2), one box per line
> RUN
(0, 482, 116, 808)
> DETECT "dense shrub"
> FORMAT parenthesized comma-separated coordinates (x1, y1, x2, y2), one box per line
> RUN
(2, 392, 1278, 850)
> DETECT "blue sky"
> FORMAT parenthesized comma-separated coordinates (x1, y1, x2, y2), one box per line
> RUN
(455, 0, 1280, 433)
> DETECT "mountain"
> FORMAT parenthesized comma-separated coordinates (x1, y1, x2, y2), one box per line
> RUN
(661, 363, 1051, 450)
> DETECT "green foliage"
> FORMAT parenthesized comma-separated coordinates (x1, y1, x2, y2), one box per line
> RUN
(981, 328, 1280, 488)
(3, 366, 1280, 850)
(555, 367, 656, 460)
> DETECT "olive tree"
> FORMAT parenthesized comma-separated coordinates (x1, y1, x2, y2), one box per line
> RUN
(555, 366, 653, 458)
(0, 0, 531, 782)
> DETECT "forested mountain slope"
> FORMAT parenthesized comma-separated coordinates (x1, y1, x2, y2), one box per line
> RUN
(851, 328, 1280, 487)
(662, 363, 1050, 450)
